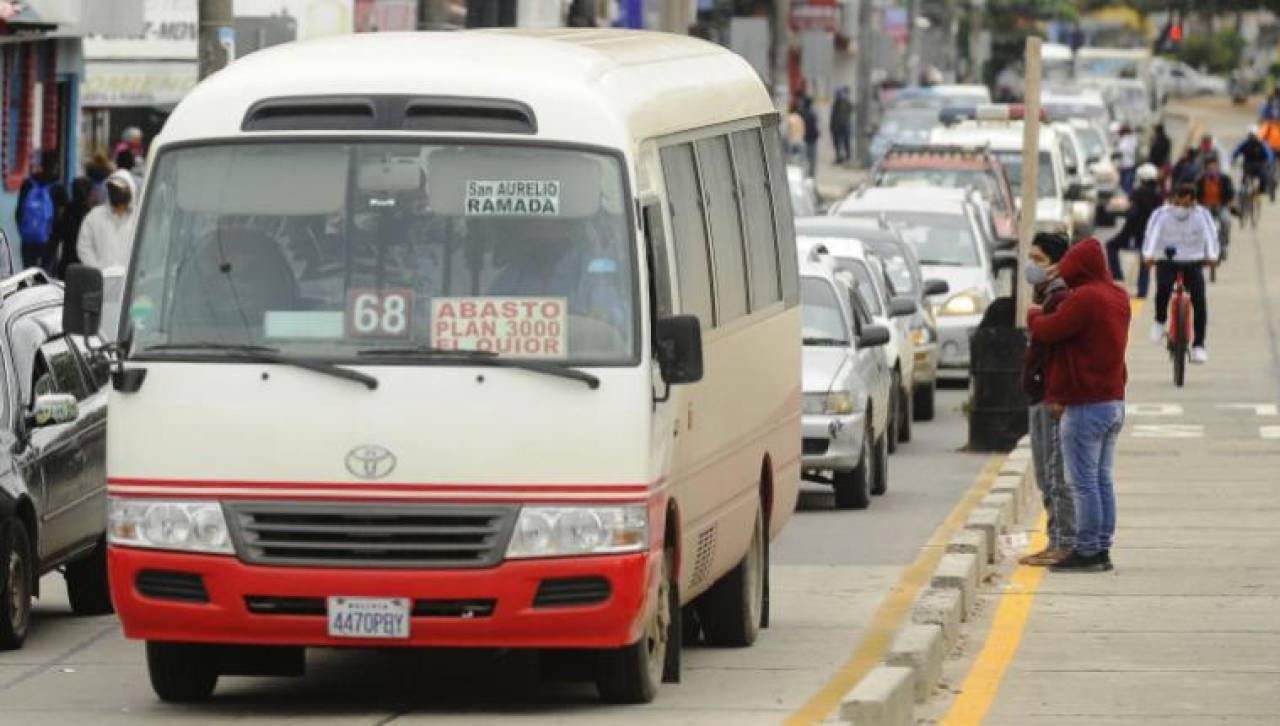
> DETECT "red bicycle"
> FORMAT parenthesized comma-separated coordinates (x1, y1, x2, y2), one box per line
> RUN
(1164, 248, 1195, 388)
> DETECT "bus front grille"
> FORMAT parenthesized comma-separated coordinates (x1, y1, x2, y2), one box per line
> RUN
(225, 502, 518, 569)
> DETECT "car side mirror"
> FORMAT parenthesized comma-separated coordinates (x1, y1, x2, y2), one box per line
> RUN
(1110, 150, 1122, 162)
(655, 315, 703, 386)
(63, 265, 104, 337)
(857, 324, 891, 348)
(995, 236, 1017, 251)
(992, 250, 1019, 273)
(1065, 182, 1086, 201)
(924, 279, 950, 297)
(889, 296, 917, 318)
(27, 394, 79, 429)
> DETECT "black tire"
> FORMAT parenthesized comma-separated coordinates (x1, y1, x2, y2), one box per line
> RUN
(913, 381, 936, 421)
(697, 505, 764, 648)
(596, 544, 677, 703)
(885, 374, 900, 455)
(146, 642, 219, 703)
(1171, 305, 1186, 388)
(833, 421, 873, 510)
(898, 386, 913, 444)
(65, 541, 114, 616)
(870, 432, 889, 496)
(0, 519, 33, 651)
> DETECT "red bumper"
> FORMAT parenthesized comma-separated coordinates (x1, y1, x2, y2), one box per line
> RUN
(109, 546, 655, 649)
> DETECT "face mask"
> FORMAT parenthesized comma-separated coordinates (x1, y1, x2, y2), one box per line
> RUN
(107, 185, 132, 208)
(1172, 206, 1191, 222)
(1024, 261, 1048, 286)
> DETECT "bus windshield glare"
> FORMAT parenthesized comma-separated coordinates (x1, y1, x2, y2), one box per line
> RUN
(126, 142, 637, 364)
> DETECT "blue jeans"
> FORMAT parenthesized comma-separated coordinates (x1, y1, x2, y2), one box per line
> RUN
(1060, 401, 1125, 556)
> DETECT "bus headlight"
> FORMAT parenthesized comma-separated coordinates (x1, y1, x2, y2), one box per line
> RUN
(108, 498, 234, 555)
(506, 505, 648, 559)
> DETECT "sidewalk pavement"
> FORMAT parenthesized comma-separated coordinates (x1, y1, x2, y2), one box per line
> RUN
(810, 100, 868, 207)
(940, 106, 1280, 723)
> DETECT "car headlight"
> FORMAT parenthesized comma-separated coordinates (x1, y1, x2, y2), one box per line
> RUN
(108, 498, 234, 555)
(506, 505, 648, 559)
(938, 289, 986, 317)
(823, 391, 856, 415)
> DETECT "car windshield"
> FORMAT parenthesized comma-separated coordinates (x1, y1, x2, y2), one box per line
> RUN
(1076, 127, 1107, 161)
(996, 150, 1057, 198)
(876, 168, 1003, 211)
(1077, 58, 1140, 79)
(126, 142, 636, 364)
(846, 211, 979, 268)
(801, 277, 848, 345)
(1043, 102, 1110, 128)
(877, 251, 916, 295)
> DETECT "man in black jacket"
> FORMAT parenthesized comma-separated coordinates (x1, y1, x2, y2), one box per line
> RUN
(1107, 163, 1162, 298)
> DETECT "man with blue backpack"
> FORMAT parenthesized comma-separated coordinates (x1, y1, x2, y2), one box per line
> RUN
(14, 152, 68, 275)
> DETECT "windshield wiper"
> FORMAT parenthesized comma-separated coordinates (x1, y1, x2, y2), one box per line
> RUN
(357, 346, 600, 390)
(142, 343, 379, 391)
(803, 337, 849, 347)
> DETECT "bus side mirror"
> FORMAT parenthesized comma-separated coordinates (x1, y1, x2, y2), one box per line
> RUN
(63, 265, 104, 337)
(889, 296, 918, 318)
(656, 315, 703, 386)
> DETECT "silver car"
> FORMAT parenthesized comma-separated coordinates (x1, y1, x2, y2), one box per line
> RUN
(800, 254, 892, 510)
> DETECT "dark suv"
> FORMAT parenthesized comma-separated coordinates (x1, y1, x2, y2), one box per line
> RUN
(0, 269, 111, 649)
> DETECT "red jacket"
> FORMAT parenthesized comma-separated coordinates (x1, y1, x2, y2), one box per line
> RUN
(1027, 239, 1131, 405)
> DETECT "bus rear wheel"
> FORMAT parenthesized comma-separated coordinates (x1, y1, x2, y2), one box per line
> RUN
(596, 543, 677, 704)
(697, 503, 765, 647)
(147, 642, 219, 703)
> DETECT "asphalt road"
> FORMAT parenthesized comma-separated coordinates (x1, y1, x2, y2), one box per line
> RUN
(0, 383, 997, 725)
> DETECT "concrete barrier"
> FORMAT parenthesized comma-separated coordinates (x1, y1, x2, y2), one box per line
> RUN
(839, 665, 915, 726)
(912, 587, 964, 649)
(965, 506, 1005, 559)
(931, 552, 979, 616)
(981, 492, 1017, 526)
(885, 623, 945, 704)
(989, 480, 1024, 524)
(948, 528, 991, 571)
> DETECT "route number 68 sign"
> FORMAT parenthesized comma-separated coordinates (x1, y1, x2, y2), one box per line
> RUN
(347, 289, 414, 339)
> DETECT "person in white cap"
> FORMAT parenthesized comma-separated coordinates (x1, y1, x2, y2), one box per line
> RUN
(77, 170, 136, 270)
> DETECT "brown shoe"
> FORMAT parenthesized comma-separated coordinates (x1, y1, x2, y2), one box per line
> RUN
(1020, 547, 1070, 566)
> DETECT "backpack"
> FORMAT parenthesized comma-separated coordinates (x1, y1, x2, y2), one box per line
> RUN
(18, 180, 54, 246)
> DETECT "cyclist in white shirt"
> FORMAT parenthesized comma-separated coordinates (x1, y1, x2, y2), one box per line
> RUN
(1142, 183, 1220, 363)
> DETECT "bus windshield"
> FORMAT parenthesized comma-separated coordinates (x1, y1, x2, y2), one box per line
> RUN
(126, 142, 637, 364)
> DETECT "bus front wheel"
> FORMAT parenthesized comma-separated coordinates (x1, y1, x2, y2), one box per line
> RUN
(147, 642, 219, 703)
(596, 543, 677, 703)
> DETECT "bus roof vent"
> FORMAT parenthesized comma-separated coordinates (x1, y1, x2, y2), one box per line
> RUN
(242, 97, 378, 131)
(403, 97, 537, 135)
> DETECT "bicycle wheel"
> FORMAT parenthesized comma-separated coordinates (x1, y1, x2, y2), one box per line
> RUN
(1171, 300, 1187, 388)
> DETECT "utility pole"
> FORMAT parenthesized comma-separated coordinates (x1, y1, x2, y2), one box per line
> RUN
(854, 0, 873, 167)
(968, 0, 986, 83)
(198, 0, 234, 80)
(905, 0, 918, 86)
(419, 0, 452, 30)
(1016, 36, 1042, 329)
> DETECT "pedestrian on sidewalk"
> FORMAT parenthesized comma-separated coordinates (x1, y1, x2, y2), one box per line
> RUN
(1027, 238, 1131, 573)
(14, 152, 68, 275)
(800, 95, 820, 178)
(1142, 184, 1219, 363)
(1020, 233, 1076, 567)
(830, 87, 853, 165)
(1106, 163, 1162, 298)
(1116, 124, 1139, 194)
(77, 171, 137, 270)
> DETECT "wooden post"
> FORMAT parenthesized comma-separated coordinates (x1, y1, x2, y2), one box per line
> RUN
(1016, 37, 1042, 330)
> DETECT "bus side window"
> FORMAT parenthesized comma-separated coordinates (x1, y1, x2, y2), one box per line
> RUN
(643, 202, 674, 321)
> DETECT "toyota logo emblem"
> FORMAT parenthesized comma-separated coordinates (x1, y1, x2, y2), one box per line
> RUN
(345, 445, 397, 480)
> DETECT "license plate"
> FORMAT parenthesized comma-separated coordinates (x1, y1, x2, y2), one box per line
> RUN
(326, 597, 410, 639)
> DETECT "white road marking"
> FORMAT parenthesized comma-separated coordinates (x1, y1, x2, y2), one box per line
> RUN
(1126, 403, 1184, 416)
(1217, 403, 1280, 417)
(1261, 426, 1280, 440)
(1131, 424, 1205, 438)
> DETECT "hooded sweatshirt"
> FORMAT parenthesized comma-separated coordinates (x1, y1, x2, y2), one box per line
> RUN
(1028, 239, 1131, 405)
(77, 170, 136, 270)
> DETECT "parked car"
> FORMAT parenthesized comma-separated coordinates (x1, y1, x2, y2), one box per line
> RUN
(928, 84, 992, 108)
(799, 253, 892, 510)
(869, 107, 942, 165)
(800, 234, 917, 452)
(0, 269, 112, 650)
(831, 187, 999, 379)
(796, 216, 947, 421)
(931, 109, 1083, 239)
(872, 144, 1019, 247)
(1155, 59, 1228, 98)
(1052, 121, 1099, 239)
(1067, 118, 1127, 225)
(788, 164, 819, 217)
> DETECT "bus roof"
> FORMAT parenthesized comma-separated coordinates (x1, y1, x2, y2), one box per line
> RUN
(158, 29, 775, 150)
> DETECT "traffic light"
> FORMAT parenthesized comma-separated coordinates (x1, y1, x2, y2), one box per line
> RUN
(1170, 24, 1183, 43)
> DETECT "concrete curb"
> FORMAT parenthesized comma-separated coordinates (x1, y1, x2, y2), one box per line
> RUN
(839, 666, 915, 726)
(837, 436, 1039, 724)
(885, 623, 945, 704)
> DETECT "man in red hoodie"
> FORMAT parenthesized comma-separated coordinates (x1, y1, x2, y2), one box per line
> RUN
(1028, 239, 1131, 573)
